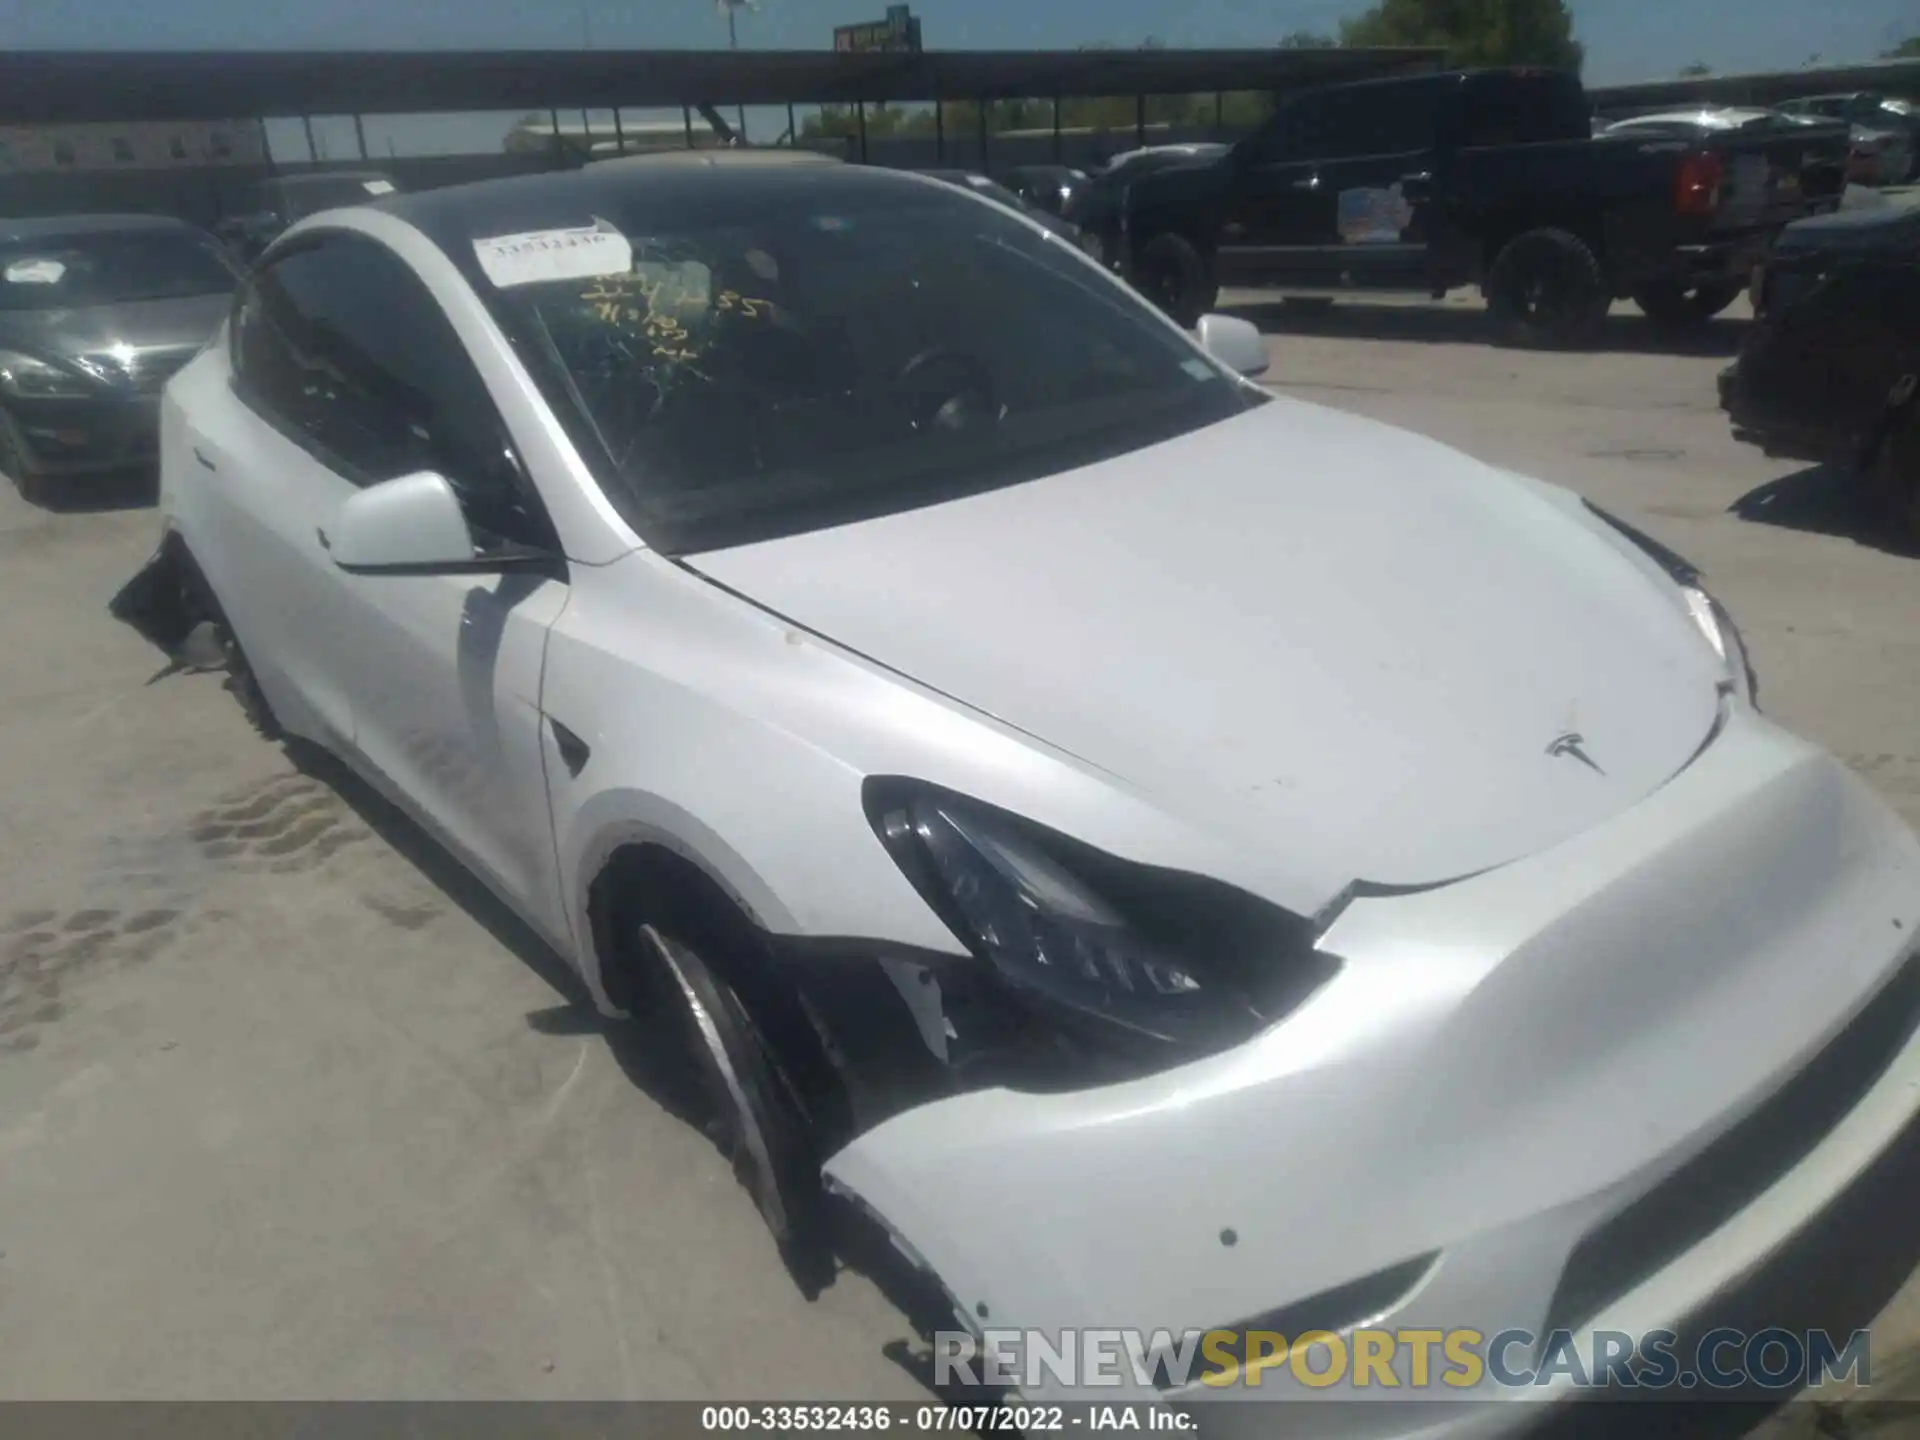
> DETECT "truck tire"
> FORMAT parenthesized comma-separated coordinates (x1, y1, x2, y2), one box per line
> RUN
(1632, 278, 1742, 329)
(1485, 228, 1610, 349)
(1133, 233, 1218, 329)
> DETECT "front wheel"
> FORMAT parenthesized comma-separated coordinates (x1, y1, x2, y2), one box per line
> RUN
(1484, 228, 1610, 349)
(635, 924, 831, 1287)
(1132, 233, 1218, 329)
(1632, 278, 1742, 329)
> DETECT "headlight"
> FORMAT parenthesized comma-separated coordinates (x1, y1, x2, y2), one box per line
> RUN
(1585, 501, 1758, 707)
(0, 350, 93, 400)
(867, 786, 1329, 1053)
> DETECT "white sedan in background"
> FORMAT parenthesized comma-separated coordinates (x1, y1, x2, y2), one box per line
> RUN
(117, 161, 1920, 1430)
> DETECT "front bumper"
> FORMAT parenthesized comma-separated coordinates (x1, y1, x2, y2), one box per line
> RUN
(824, 706, 1920, 1432)
(1, 394, 162, 476)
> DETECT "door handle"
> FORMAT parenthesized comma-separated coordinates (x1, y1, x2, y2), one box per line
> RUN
(315, 527, 331, 551)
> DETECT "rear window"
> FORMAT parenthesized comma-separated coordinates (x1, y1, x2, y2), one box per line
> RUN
(1454, 72, 1592, 148)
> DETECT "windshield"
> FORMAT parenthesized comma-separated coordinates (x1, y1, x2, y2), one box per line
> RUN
(0, 230, 234, 311)
(473, 175, 1261, 553)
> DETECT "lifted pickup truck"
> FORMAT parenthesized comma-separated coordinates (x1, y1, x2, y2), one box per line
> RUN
(1114, 68, 1848, 346)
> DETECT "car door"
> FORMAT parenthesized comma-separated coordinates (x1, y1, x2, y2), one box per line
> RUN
(265, 231, 576, 947)
(1761, 257, 1917, 450)
(1310, 82, 1442, 290)
(172, 242, 374, 750)
(1215, 96, 1336, 288)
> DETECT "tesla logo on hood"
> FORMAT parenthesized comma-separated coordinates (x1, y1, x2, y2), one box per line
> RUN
(1547, 731, 1605, 776)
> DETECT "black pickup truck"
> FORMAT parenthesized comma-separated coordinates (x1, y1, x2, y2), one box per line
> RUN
(1114, 68, 1849, 346)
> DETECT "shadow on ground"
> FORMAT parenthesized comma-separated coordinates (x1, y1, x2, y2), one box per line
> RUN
(1731, 465, 1918, 558)
(1222, 297, 1749, 358)
(12, 464, 158, 514)
(282, 735, 955, 1369)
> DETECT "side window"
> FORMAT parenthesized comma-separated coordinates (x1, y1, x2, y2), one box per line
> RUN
(231, 234, 557, 552)
(1246, 94, 1329, 164)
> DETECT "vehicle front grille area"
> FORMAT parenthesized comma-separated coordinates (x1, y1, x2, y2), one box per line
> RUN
(1543, 950, 1920, 1338)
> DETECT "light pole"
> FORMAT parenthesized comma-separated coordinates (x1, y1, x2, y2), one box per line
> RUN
(716, 0, 756, 142)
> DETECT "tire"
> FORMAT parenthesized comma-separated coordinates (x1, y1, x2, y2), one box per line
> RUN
(1869, 397, 1920, 550)
(0, 408, 47, 506)
(1632, 278, 1742, 329)
(637, 924, 831, 1288)
(1133, 233, 1218, 329)
(1484, 228, 1610, 349)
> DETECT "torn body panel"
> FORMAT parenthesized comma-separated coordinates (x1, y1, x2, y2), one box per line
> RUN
(820, 708, 1920, 1415)
(107, 530, 203, 659)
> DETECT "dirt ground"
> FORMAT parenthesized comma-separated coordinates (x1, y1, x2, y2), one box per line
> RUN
(2, 290, 1918, 1429)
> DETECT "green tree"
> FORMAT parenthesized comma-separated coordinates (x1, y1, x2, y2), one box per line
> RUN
(1883, 36, 1920, 58)
(1279, 30, 1338, 48)
(1678, 60, 1711, 76)
(1339, 0, 1583, 72)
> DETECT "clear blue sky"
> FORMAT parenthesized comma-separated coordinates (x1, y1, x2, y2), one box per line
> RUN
(1, 0, 1914, 84)
(1, 0, 1914, 160)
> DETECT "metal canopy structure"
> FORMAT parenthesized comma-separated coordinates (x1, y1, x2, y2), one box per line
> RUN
(1588, 57, 1920, 114)
(0, 46, 1443, 125)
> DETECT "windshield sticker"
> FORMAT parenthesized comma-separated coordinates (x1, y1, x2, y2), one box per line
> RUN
(473, 218, 633, 288)
(1180, 357, 1216, 381)
(4, 258, 66, 285)
(362, 179, 396, 195)
(1336, 185, 1414, 245)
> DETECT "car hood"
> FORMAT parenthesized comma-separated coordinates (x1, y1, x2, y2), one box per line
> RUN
(0, 291, 228, 371)
(688, 398, 1726, 899)
(1776, 202, 1920, 257)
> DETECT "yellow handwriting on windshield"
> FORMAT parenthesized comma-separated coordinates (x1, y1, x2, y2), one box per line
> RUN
(575, 274, 779, 363)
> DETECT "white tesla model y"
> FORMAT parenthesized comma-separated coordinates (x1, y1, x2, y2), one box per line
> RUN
(120, 161, 1920, 1432)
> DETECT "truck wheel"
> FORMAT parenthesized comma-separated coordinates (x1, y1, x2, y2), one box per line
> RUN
(1632, 278, 1742, 329)
(1134, 234, 1218, 329)
(1485, 229, 1609, 349)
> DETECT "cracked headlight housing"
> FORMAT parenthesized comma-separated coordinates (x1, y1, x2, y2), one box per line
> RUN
(866, 783, 1335, 1054)
(1585, 501, 1758, 708)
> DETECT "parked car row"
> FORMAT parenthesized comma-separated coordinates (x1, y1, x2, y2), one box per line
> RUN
(1719, 194, 1920, 541)
(89, 151, 1920, 1424)
(1085, 67, 1851, 345)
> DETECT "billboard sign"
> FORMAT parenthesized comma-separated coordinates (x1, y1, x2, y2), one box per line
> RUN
(834, 4, 922, 53)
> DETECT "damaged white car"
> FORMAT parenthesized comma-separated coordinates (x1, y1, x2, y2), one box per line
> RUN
(119, 162, 1920, 1427)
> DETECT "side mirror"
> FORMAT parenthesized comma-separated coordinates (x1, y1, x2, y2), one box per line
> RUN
(1195, 313, 1269, 378)
(330, 470, 554, 576)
